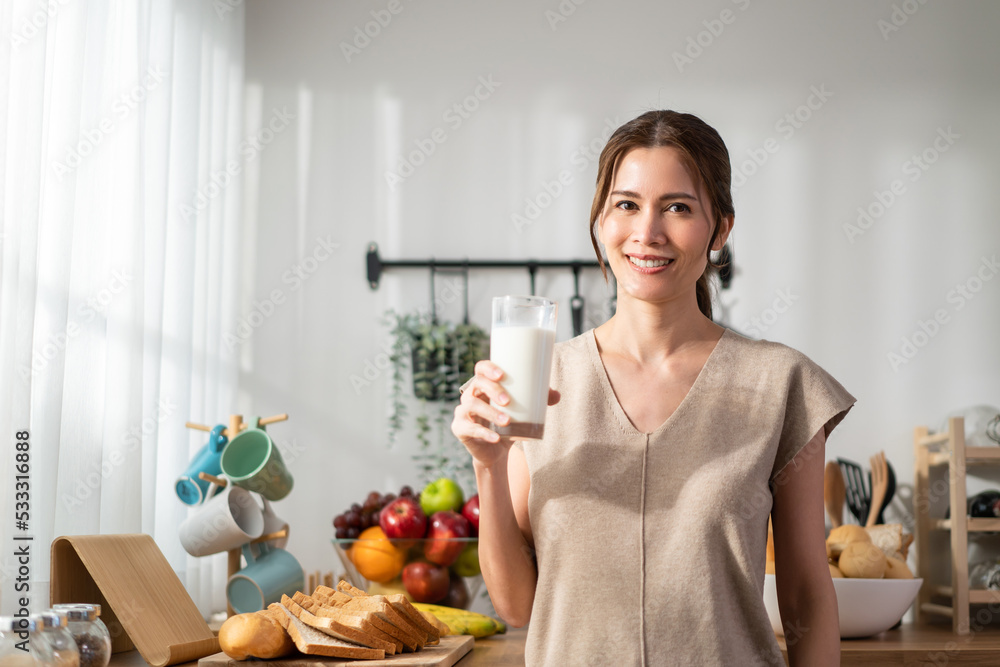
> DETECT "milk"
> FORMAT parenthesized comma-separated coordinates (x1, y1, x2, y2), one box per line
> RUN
(490, 325, 556, 439)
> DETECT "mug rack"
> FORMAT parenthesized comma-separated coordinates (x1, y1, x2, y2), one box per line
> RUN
(183, 412, 292, 616)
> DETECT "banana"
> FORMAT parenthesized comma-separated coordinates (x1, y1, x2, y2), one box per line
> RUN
(411, 603, 507, 638)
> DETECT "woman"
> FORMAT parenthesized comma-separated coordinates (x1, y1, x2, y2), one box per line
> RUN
(452, 110, 854, 666)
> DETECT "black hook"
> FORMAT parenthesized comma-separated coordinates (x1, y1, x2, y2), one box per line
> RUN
(570, 263, 584, 337)
(429, 260, 437, 324)
(462, 260, 470, 325)
(718, 243, 734, 290)
(528, 263, 537, 296)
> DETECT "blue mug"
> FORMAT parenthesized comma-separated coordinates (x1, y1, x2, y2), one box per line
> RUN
(176, 425, 227, 505)
(227, 542, 304, 613)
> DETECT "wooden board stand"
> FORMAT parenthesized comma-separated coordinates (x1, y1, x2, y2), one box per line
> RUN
(51, 534, 220, 666)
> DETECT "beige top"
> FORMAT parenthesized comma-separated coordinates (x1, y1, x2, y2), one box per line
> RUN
(520, 328, 856, 666)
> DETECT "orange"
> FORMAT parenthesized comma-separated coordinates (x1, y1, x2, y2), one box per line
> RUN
(350, 526, 406, 583)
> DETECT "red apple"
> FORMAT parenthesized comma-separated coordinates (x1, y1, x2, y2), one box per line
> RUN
(441, 571, 470, 609)
(402, 561, 449, 603)
(461, 495, 480, 535)
(424, 511, 471, 566)
(379, 497, 427, 541)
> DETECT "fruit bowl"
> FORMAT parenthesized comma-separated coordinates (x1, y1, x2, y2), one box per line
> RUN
(332, 537, 484, 610)
(763, 573, 923, 638)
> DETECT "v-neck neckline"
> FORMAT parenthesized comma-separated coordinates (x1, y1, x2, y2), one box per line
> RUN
(587, 327, 731, 437)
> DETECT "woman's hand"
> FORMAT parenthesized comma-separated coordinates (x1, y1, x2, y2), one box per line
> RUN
(452, 360, 560, 469)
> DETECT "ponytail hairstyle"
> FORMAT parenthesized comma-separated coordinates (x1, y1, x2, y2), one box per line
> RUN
(589, 110, 734, 319)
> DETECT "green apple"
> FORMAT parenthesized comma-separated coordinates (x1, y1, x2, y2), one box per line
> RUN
(420, 478, 464, 515)
(451, 542, 481, 577)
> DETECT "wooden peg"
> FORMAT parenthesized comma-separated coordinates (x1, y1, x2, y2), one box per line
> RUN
(226, 414, 244, 439)
(259, 413, 289, 427)
(197, 472, 228, 488)
(227, 547, 241, 617)
(184, 421, 212, 433)
(249, 527, 289, 544)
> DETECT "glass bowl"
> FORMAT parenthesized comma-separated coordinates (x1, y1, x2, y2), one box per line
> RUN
(332, 537, 483, 610)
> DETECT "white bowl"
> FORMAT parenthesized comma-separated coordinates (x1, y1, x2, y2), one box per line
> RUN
(763, 573, 923, 639)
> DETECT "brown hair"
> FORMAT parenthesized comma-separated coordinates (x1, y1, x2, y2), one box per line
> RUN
(589, 110, 734, 319)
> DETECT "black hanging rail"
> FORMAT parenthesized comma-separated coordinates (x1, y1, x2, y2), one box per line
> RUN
(366, 242, 603, 290)
(366, 241, 734, 290)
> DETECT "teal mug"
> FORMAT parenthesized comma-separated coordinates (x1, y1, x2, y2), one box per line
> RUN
(226, 542, 304, 613)
(219, 416, 294, 501)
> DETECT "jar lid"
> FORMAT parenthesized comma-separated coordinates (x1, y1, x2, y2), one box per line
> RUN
(52, 604, 100, 619)
(52, 607, 97, 622)
(0, 616, 39, 632)
(35, 612, 68, 629)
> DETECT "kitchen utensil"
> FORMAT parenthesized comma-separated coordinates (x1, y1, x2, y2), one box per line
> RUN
(868, 459, 896, 524)
(838, 457, 869, 524)
(866, 451, 888, 527)
(824, 461, 845, 528)
(571, 264, 584, 337)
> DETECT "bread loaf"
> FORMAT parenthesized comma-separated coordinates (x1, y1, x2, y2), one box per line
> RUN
(838, 541, 887, 578)
(218, 612, 294, 660)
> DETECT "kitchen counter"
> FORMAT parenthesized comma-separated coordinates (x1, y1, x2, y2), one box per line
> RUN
(108, 622, 1000, 666)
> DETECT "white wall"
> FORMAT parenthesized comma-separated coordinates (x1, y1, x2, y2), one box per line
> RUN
(233, 0, 1000, 583)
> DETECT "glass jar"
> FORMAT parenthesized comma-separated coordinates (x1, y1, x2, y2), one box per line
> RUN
(34, 614, 78, 667)
(47, 609, 108, 667)
(0, 616, 51, 667)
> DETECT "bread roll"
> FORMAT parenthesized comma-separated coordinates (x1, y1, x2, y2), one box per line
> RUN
(838, 541, 887, 578)
(827, 524, 871, 558)
(883, 555, 914, 579)
(829, 563, 844, 578)
(219, 612, 295, 660)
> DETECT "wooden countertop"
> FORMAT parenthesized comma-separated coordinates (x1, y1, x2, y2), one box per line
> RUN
(459, 623, 1000, 666)
(109, 622, 1000, 666)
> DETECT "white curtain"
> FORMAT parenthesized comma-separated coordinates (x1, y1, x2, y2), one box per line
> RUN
(0, 0, 245, 617)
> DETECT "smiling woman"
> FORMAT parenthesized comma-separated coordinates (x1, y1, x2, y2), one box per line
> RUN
(589, 111, 735, 320)
(452, 110, 856, 667)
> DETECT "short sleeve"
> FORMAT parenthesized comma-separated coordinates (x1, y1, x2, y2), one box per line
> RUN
(769, 352, 856, 481)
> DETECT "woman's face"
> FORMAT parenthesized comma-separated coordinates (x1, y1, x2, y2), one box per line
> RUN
(598, 146, 731, 309)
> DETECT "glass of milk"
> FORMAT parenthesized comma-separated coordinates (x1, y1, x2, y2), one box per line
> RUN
(490, 295, 557, 440)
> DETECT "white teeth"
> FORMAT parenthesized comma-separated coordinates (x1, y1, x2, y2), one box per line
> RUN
(628, 256, 671, 268)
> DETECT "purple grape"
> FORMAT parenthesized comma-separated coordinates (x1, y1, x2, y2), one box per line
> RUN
(333, 514, 347, 529)
(344, 510, 361, 528)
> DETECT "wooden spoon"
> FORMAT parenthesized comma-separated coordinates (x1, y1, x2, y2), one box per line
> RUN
(866, 451, 888, 528)
(824, 461, 846, 528)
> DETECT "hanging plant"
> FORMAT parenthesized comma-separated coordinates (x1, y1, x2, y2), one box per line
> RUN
(383, 309, 489, 469)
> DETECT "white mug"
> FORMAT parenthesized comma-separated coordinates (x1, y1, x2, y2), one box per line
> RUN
(179, 484, 264, 557)
(250, 497, 289, 558)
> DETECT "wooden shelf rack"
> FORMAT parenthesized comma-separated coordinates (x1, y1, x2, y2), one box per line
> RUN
(914, 416, 1000, 634)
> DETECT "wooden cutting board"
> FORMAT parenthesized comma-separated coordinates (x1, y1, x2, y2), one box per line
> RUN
(197, 636, 474, 667)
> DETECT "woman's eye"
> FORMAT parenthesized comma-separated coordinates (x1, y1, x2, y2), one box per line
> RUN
(666, 202, 691, 213)
(614, 200, 637, 211)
